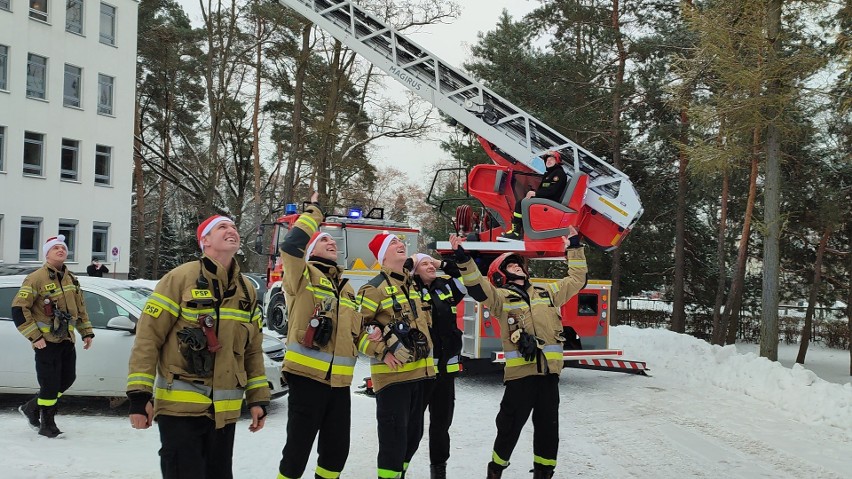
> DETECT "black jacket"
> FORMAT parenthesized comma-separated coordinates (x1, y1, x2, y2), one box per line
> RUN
(536, 164, 567, 202)
(417, 276, 465, 375)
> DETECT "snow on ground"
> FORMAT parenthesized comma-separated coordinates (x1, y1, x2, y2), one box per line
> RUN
(1, 326, 850, 479)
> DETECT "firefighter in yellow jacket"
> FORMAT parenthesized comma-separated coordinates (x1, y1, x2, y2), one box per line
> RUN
(450, 228, 587, 479)
(276, 193, 361, 479)
(357, 232, 435, 479)
(126, 215, 270, 479)
(12, 234, 94, 438)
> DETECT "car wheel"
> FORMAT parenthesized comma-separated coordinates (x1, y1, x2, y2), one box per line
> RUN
(267, 293, 288, 336)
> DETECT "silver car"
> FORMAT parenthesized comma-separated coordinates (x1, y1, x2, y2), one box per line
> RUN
(0, 275, 287, 399)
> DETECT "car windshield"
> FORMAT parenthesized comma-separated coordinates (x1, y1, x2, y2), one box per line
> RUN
(110, 286, 153, 311)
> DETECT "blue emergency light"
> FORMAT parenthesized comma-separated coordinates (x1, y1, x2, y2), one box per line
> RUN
(347, 208, 362, 219)
(285, 203, 298, 215)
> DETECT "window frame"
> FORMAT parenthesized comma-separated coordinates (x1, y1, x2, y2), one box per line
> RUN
(0, 125, 6, 172)
(63, 63, 82, 108)
(20, 217, 42, 262)
(91, 223, 109, 262)
(29, 0, 48, 22)
(94, 144, 111, 185)
(58, 219, 77, 262)
(65, 0, 84, 35)
(97, 73, 114, 115)
(26, 53, 47, 100)
(61, 138, 80, 181)
(0, 0, 11, 13)
(0, 44, 8, 91)
(99, 3, 116, 46)
(23, 131, 45, 176)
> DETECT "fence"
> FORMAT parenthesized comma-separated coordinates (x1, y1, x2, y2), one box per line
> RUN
(616, 298, 850, 349)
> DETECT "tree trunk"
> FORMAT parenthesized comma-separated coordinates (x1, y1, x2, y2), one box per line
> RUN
(284, 22, 312, 204)
(608, 0, 626, 326)
(316, 40, 345, 203)
(847, 232, 852, 376)
(152, 178, 166, 278)
(132, 97, 147, 278)
(672, 108, 689, 333)
(796, 226, 831, 364)
(711, 168, 730, 345)
(760, 0, 783, 361)
(722, 127, 761, 345)
(251, 11, 264, 215)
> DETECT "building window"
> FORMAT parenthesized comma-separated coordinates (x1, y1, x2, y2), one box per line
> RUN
(92, 223, 109, 261)
(1, 0, 10, 12)
(20, 218, 42, 261)
(63, 64, 81, 108)
(0, 126, 5, 171)
(27, 53, 47, 99)
(66, 0, 83, 34)
(95, 144, 111, 185)
(61, 138, 79, 180)
(0, 45, 8, 91)
(23, 131, 44, 176)
(97, 74, 113, 115)
(29, 0, 48, 22)
(58, 220, 77, 262)
(99, 3, 115, 45)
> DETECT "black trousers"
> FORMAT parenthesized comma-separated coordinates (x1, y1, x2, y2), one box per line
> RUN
(34, 340, 76, 406)
(157, 415, 236, 479)
(279, 373, 351, 479)
(375, 380, 428, 478)
(492, 374, 559, 472)
(422, 374, 456, 465)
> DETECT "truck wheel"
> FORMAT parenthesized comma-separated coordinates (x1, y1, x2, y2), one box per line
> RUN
(267, 294, 288, 336)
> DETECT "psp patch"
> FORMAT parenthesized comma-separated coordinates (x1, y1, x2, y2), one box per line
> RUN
(143, 302, 164, 318)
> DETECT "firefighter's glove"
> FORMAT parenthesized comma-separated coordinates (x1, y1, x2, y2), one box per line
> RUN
(407, 328, 430, 361)
(403, 257, 414, 274)
(453, 244, 470, 263)
(516, 331, 539, 362)
(51, 310, 72, 339)
(383, 321, 414, 363)
(313, 316, 333, 347)
(441, 260, 462, 279)
(177, 328, 213, 377)
(385, 335, 414, 363)
(567, 234, 582, 249)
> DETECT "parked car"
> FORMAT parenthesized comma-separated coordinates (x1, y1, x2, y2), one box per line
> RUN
(0, 275, 287, 398)
(0, 264, 40, 276)
(242, 272, 268, 310)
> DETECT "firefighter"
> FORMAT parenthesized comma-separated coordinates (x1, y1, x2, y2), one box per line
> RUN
(276, 192, 361, 479)
(500, 151, 567, 241)
(407, 253, 465, 479)
(450, 228, 587, 479)
(358, 232, 435, 479)
(126, 215, 270, 479)
(12, 234, 94, 438)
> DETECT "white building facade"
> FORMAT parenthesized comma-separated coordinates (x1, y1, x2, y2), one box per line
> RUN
(0, 0, 138, 276)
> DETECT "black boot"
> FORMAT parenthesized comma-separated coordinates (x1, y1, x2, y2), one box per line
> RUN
(19, 397, 40, 430)
(431, 463, 447, 479)
(38, 406, 63, 438)
(499, 217, 524, 241)
(531, 466, 555, 479)
(486, 461, 505, 479)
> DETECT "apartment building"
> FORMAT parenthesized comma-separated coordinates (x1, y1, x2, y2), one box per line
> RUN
(0, 0, 138, 276)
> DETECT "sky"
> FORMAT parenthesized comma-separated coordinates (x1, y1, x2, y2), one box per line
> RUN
(2, 325, 850, 478)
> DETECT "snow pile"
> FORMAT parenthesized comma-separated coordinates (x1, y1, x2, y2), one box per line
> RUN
(612, 326, 852, 431)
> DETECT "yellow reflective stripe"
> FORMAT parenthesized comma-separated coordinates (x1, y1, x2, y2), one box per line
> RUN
(21, 323, 39, 335)
(154, 388, 212, 405)
(285, 349, 333, 374)
(502, 302, 527, 311)
(359, 297, 378, 312)
(340, 298, 357, 310)
(549, 282, 560, 293)
(277, 474, 293, 479)
(213, 399, 244, 413)
(127, 373, 155, 387)
(506, 357, 534, 367)
(38, 397, 59, 407)
(531, 299, 551, 306)
(568, 259, 587, 267)
(330, 363, 356, 376)
(445, 363, 461, 373)
(246, 376, 268, 391)
(358, 335, 372, 354)
(19, 285, 35, 294)
(461, 270, 481, 285)
(297, 214, 318, 232)
(378, 468, 401, 478)
(544, 351, 563, 361)
(534, 455, 557, 466)
(150, 292, 180, 316)
(371, 357, 434, 375)
(437, 291, 452, 300)
(492, 451, 509, 466)
(315, 465, 341, 479)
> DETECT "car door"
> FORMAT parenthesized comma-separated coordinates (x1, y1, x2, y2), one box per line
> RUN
(0, 285, 42, 393)
(70, 289, 138, 396)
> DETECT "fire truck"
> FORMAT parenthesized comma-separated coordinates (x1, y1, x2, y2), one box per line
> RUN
(263, 0, 648, 375)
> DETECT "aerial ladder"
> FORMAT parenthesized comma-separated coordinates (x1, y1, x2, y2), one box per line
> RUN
(276, 0, 643, 256)
(276, 0, 647, 375)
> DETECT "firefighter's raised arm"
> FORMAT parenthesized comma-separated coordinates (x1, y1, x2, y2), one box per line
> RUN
(449, 235, 504, 314)
(278, 193, 324, 296)
(552, 227, 588, 307)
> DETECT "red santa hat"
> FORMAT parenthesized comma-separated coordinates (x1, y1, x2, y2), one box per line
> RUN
(196, 215, 234, 251)
(368, 232, 399, 265)
(43, 235, 67, 257)
(306, 231, 332, 259)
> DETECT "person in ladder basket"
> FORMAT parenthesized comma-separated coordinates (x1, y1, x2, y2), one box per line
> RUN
(126, 215, 270, 479)
(358, 232, 436, 479)
(501, 151, 568, 241)
(451, 227, 587, 479)
(406, 253, 466, 479)
(276, 192, 361, 479)
(12, 234, 94, 438)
